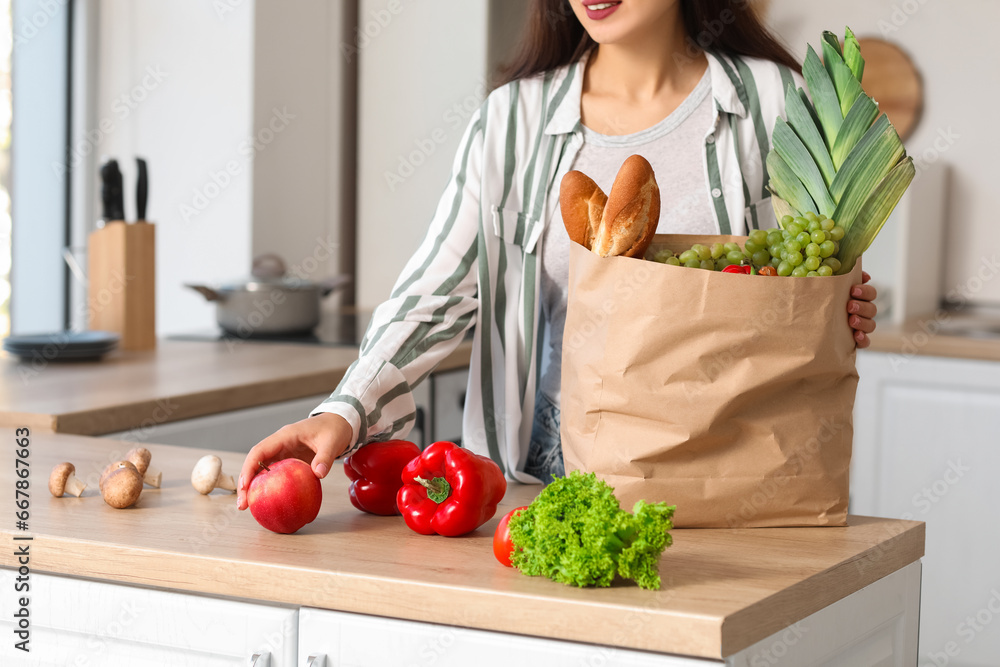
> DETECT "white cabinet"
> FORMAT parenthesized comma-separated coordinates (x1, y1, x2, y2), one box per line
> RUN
(297, 563, 919, 667)
(853, 351, 1000, 667)
(0, 572, 298, 666)
(0, 565, 919, 666)
(297, 606, 705, 667)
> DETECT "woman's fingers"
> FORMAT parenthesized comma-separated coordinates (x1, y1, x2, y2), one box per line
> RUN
(236, 413, 355, 511)
(848, 299, 877, 320)
(850, 276, 877, 349)
(302, 414, 353, 479)
(237, 428, 303, 510)
(850, 282, 877, 302)
(849, 313, 876, 334)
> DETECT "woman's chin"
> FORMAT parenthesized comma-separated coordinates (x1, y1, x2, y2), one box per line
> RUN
(583, 25, 637, 46)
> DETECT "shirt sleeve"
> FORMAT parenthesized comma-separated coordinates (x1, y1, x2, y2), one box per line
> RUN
(310, 107, 486, 457)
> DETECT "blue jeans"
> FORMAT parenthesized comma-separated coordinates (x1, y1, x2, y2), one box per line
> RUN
(525, 392, 565, 484)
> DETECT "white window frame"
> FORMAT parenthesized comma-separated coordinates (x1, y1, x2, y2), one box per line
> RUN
(10, 0, 72, 334)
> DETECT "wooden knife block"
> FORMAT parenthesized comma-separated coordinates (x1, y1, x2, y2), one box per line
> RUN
(87, 221, 156, 350)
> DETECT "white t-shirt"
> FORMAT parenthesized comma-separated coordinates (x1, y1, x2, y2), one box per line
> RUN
(539, 67, 716, 405)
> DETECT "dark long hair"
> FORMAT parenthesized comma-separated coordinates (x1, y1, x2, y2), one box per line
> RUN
(495, 0, 800, 87)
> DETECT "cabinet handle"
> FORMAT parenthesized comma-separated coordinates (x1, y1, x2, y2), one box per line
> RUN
(306, 655, 327, 667)
(249, 652, 271, 667)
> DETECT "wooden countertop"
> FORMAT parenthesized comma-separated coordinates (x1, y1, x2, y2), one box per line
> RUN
(867, 315, 1000, 363)
(0, 339, 472, 436)
(0, 430, 925, 659)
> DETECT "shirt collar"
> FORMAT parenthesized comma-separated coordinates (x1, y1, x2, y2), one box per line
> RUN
(543, 48, 747, 137)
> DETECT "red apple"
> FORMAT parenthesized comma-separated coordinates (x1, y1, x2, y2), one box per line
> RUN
(247, 459, 322, 534)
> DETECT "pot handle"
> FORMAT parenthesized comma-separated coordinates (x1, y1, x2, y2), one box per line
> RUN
(184, 283, 226, 302)
(318, 274, 352, 298)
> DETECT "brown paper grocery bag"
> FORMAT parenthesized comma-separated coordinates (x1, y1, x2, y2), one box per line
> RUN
(560, 234, 862, 528)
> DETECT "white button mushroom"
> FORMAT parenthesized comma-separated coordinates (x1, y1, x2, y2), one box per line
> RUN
(49, 462, 87, 498)
(126, 447, 162, 488)
(101, 461, 144, 509)
(191, 455, 237, 495)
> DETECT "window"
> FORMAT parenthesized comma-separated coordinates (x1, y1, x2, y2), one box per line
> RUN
(0, 1, 11, 337)
(9, 0, 70, 335)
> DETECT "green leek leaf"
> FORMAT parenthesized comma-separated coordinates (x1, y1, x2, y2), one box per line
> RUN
(803, 45, 843, 149)
(769, 193, 800, 223)
(785, 85, 837, 187)
(822, 31, 844, 58)
(831, 117, 905, 230)
(843, 27, 865, 82)
(836, 157, 915, 273)
(830, 114, 900, 202)
(773, 118, 837, 217)
(767, 151, 817, 216)
(831, 94, 879, 170)
(828, 56, 865, 118)
(821, 39, 845, 89)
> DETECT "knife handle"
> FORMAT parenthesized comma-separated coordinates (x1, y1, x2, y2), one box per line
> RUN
(136, 157, 148, 221)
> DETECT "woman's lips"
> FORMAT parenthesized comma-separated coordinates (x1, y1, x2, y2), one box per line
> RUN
(583, 1, 621, 21)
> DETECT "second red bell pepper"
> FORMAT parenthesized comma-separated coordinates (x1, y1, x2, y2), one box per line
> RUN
(396, 441, 507, 537)
(722, 263, 757, 275)
(344, 440, 421, 515)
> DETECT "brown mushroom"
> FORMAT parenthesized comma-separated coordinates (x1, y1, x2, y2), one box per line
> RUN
(126, 447, 162, 488)
(49, 462, 87, 498)
(101, 461, 143, 509)
(99, 461, 117, 492)
(191, 455, 237, 494)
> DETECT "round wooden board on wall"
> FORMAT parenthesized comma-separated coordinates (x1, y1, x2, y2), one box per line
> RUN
(855, 38, 923, 140)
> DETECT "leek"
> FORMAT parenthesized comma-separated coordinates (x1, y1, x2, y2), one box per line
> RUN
(766, 27, 914, 274)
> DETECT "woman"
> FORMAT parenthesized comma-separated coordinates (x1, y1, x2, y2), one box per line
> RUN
(236, 0, 877, 508)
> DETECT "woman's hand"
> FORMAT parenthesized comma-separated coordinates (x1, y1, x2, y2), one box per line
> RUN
(848, 271, 877, 348)
(236, 412, 353, 511)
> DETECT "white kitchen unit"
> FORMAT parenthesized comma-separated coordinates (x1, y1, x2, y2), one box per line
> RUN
(0, 572, 297, 666)
(853, 350, 1000, 667)
(0, 564, 919, 667)
(299, 563, 920, 667)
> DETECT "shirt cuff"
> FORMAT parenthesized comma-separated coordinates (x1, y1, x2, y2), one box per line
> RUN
(310, 397, 365, 459)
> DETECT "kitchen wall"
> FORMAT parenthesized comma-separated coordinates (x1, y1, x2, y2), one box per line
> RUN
(354, 0, 529, 309)
(94, 0, 254, 335)
(766, 0, 1000, 307)
(91, 0, 353, 336)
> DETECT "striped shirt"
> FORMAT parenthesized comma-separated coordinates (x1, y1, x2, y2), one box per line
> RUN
(311, 50, 803, 483)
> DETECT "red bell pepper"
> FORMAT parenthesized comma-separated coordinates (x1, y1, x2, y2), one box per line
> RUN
(344, 440, 421, 515)
(396, 441, 507, 537)
(722, 263, 757, 275)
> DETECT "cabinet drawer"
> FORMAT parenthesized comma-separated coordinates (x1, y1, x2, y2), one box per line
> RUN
(0, 572, 297, 666)
(297, 607, 703, 667)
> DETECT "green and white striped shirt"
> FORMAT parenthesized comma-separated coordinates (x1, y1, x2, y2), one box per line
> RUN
(311, 51, 802, 482)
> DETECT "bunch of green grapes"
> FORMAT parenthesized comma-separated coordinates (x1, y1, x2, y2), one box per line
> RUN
(649, 212, 847, 277)
(651, 241, 748, 272)
(764, 213, 845, 277)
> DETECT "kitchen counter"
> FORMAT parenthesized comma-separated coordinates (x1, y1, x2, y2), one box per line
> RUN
(0, 339, 472, 436)
(0, 429, 925, 661)
(868, 313, 1000, 362)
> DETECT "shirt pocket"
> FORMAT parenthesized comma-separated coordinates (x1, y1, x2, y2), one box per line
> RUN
(744, 196, 778, 232)
(491, 205, 543, 254)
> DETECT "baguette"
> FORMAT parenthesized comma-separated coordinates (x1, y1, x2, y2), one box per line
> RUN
(559, 171, 607, 250)
(559, 154, 660, 259)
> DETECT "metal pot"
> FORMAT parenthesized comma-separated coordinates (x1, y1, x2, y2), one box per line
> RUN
(185, 274, 351, 337)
